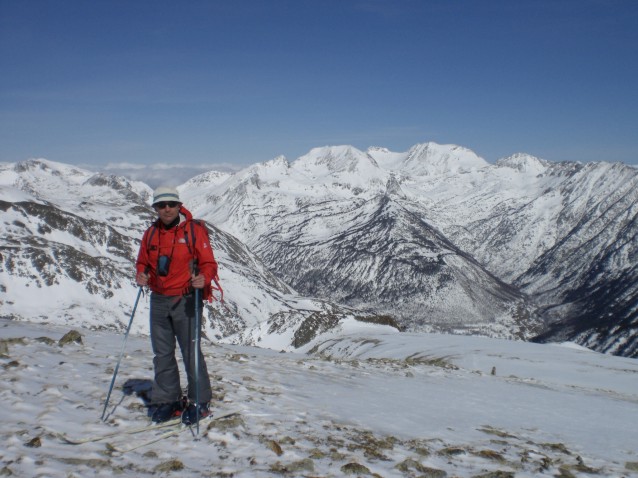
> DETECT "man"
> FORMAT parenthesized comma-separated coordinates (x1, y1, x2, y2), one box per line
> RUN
(135, 186, 217, 424)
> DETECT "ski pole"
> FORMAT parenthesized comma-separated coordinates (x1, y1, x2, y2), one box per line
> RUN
(101, 280, 145, 421)
(193, 260, 201, 436)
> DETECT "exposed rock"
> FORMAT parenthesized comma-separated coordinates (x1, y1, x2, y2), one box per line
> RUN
(154, 459, 184, 473)
(58, 330, 83, 346)
(341, 462, 371, 475)
(265, 439, 283, 456)
(395, 458, 447, 477)
(24, 437, 41, 448)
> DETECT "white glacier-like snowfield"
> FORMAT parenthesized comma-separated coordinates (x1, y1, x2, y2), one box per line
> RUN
(1, 317, 637, 477)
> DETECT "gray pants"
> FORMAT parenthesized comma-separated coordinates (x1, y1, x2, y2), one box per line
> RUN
(149, 292, 212, 405)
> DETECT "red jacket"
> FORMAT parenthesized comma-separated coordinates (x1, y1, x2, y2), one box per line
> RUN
(136, 206, 218, 301)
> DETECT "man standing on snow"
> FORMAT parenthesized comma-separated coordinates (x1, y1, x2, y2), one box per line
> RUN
(135, 186, 217, 424)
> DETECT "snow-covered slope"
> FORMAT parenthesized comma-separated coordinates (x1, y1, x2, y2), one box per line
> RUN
(2, 319, 637, 477)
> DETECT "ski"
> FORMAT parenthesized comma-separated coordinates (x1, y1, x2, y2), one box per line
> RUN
(110, 423, 188, 453)
(57, 410, 240, 448)
(110, 411, 240, 454)
(57, 416, 183, 445)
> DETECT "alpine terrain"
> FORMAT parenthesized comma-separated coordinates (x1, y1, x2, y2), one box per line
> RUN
(0, 141, 637, 357)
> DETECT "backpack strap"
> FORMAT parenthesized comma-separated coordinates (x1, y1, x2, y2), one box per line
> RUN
(183, 220, 196, 256)
(146, 223, 158, 250)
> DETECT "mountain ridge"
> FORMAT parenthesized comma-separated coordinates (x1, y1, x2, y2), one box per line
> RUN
(1, 142, 636, 357)
(181, 142, 637, 356)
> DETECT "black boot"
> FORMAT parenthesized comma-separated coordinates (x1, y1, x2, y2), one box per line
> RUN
(181, 402, 210, 425)
(151, 401, 181, 423)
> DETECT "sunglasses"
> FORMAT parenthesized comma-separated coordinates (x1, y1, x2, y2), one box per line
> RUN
(154, 201, 180, 209)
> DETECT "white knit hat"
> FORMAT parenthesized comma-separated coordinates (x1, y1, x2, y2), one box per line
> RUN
(152, 186, 181, 205)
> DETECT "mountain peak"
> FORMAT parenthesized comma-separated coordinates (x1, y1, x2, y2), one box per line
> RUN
(293, 145, 379, 176)
(496, 153, 550, 175)
(403, 142, 489, 175)
(263, 155, 290, 169)
(12, 157, 89, 179)
(367, 146, 391, 154)
(240, 155, 291, 184)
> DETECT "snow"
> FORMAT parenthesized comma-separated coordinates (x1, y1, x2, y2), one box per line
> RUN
(2, 318, 637, 477)
(2, 148, 638, 475)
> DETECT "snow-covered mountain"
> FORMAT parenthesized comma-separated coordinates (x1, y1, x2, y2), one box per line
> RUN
(0, 159, 385, 349)
(1, 142, 637, 358)
(180, 142, 637, 357)
(180, 144, 543, 342)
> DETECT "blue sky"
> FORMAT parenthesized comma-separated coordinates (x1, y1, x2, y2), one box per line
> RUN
(1, 0, 637, 177)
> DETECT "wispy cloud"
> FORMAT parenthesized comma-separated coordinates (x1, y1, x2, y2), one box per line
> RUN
(97, 162, 241, 188)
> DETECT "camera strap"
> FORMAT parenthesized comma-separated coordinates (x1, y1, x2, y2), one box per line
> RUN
(146, 221, 179, 266)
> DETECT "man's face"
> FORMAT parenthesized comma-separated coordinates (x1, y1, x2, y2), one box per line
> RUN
(154, 201, 181, 225)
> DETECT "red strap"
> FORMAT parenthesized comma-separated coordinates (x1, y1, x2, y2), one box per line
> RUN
(210, 274, 224, 303)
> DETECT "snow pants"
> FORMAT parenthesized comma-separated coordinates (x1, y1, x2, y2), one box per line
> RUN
(149, 292, 212, 405)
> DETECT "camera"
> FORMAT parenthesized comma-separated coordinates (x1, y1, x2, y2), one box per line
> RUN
(157, 255, 171, 276)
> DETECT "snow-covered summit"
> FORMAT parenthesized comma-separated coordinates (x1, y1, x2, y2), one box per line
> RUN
(496, 153, 551, 175)
(401, 142, 489, 176)
(292, 145, 381, 179)
(181, 169, 233, 189)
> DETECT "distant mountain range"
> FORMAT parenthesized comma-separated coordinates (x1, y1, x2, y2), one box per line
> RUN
(1, 142, 636, 357)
